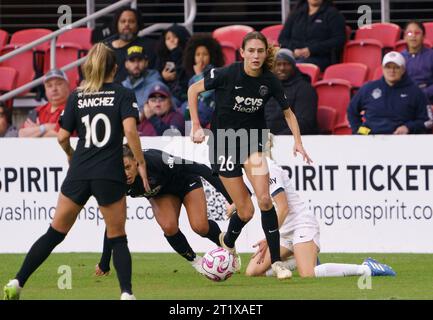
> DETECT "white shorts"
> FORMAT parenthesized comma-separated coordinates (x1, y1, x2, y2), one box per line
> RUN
(280, 226, 320, 253)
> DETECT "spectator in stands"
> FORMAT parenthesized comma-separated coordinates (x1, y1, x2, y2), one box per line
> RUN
(19, 69, 69, 138)
(278, 0, 346, 71)
(347, 51, 429, 135)
(122, 45, 162, 120)
(107, 6, 156, 83)
(180, 34, 225, 127)
(138, 82, 185, 136)
(401, 21, 433, 104)
(156, 24, 191, 106)
(0, 103, 18, 138)
(265, 48, 318, 135)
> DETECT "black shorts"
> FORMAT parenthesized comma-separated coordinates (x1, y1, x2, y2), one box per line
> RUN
(209, 129, 268, 178)
(155, 175, 203, 200)
(61, 179, 126, 206)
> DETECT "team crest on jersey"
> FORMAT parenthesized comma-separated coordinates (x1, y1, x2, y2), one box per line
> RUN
(372, 88, 382, 99)
(259, 85, 269, 97)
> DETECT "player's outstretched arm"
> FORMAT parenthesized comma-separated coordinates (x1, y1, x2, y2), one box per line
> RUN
(123, 117, 151, 192)
(57, 128, 74, 164)
(283, 108, 312, 164)
(188, 79, 206, 143)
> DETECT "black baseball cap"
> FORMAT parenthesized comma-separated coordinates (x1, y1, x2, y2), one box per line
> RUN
(126, 45, 147, 60)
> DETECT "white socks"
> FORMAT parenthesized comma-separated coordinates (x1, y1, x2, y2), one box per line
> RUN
(314, 263, 371, 277)
(265, 261, 371, 278)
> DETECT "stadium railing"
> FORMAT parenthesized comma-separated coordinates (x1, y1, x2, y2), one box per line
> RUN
(0, 0, 196, 104)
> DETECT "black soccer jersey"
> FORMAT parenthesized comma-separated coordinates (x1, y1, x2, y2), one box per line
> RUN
(60, 83, 139, 183)
(203, 62, 292, 131)
(127, 149, 232, 203)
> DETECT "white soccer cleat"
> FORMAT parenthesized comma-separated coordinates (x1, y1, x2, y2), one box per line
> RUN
(120, 292, 136, 300)
(218, 232, 241, 273)
(191, 256, 207, 276)
(3, 279, 22, 300)
(283, 256, 297, 271)
(271, 261, 293, 280)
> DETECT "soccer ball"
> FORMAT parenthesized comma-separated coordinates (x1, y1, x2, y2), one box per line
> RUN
(201, 247, 236, 282)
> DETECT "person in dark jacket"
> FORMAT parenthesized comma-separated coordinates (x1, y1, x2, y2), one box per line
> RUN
(347, 51, 429, 135)
(106, 6, 157, 83)
(278, 0, 346, 71)
(265, 48, 318, 135)
(156, 24, 191, 106)
(401, 21, 433, 104)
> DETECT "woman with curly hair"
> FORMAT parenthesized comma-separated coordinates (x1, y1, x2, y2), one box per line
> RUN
(180, 34, 225, 127)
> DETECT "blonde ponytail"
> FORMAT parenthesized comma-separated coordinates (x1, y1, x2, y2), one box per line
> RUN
(265, 45, 278, 72)
(79, 43, 117, 93)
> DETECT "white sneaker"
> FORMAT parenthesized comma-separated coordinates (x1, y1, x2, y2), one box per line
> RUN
(219, 232, 241, 272)
(191, 256, 206, 276)
(120, 292, 136, 300)
(272, 261, 292, 280)
(3, 279, 21, 300)
(282, 256, 297, 271)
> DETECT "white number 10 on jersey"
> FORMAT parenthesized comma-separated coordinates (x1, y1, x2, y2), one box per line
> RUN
(81, 114, 111, 148)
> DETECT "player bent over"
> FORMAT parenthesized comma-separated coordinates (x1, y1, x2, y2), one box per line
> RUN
(95, 145, 238, 277)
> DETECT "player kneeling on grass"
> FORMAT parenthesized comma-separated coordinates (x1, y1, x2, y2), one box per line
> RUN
(95, 145, 238, 277)
(239, 141, 396, 278)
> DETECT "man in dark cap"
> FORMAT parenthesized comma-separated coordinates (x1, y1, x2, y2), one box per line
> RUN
(265, 48, 318, 135)
(122, 45, 162, 119)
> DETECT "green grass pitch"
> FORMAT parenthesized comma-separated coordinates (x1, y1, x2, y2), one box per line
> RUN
(1, 253, 432, 300)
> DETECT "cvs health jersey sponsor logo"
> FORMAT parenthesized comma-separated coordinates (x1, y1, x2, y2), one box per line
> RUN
(233, 96, 263, 113)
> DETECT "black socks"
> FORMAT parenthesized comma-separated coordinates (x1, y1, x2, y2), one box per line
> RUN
(108, 235, 132, 294)
(165, 230, 196, 262)
(261, 207, 281, 264)
(16, 225, 66, 287)
(223, 211, 247, 248)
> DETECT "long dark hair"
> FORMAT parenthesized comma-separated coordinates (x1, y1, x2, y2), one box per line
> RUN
(157, 24, 191, 61)
(182, 34, 225, 77)
(241, 31, 277, 71)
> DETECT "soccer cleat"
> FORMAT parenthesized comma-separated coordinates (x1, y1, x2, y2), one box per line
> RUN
(191, 256, 207, 276)
(283, 256, 297, 271)
(271, 261, 293, 280)
(3, 279, 21, 300)
(120, 292, 136, 300)
(218, 232, 242, 273)
(362, 257, 396, 276)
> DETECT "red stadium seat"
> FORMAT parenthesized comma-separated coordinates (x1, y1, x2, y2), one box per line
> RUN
(0, 66, 18, 91)
(323, 63, 368, 88)
(297, 63, 320, 84)
(394, 39, 433, 52)
(0, 29, 52, 94)
(372, 66, 383, 81)
(355, 23, 401, 49)
(212, 25, 254, 50)
(220, 41, 237, 66)
(0, 29, 9, 50)
(314, 79, 352, 134)
(317, 105, 338, 134)
(0, 66, 18, 107)
(261, 24, 283, 46)
(423, 22, 433, 44)
(43, 43, 82, 91)
(58, 27, 92, 51)
(343, 39, 384, 80)
(9, 28, 52, 51)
